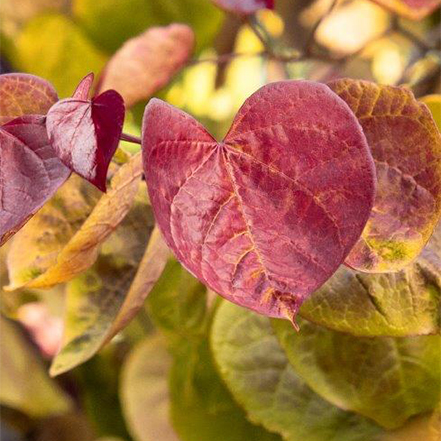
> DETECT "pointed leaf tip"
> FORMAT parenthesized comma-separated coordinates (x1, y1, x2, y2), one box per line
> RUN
(72, 72, 94, 100)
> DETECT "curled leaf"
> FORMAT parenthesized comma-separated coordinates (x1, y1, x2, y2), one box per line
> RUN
(273, 318, 441, 429)
(0, 73, 58, 124)
(72, 71, 94, 100)
(46, 75, 125, 191)
(299, 222, 441, 337)
(0, 115, 70, 246)
(212, 0, 275, 15)
(328, 79, 441, 273)
(368, 0, 441, 20)
(6, 154, 143, 290)
(142, 81, 376, 322)
(98, 24, 195, 108)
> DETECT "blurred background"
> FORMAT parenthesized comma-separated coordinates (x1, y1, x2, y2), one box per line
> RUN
(0, 0, 440, 440)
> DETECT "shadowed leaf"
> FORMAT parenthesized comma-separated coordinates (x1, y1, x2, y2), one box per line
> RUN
(0, 316, 72, 417)
(0, 73, 58, 124)
(273, 318, 441, 429)
(299, 222, 441, 336)
(328, 79, 441, 273)
(46, 77, 125, 191)
(49, 206, 168, 376)
(142, 80, 376, 323)
(368, 0, 441, 20)
(0, 115, 70, 246)
(99, 24, 194, 108)
(120, 335, 180, 441)
(211, 301, 384, 441)
(6, 155, 142, 290)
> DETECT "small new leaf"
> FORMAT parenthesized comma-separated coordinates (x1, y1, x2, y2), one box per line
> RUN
(142, 81, 376, 323)
(328, 79, 441, 273)
(46, 75, 125, 191)
(99, 24, 195, 108)
(0, 115, 70, 246)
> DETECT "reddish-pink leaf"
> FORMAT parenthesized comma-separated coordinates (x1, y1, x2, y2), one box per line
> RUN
(142, 81, 376, 322)
(0, 73, 58, 124)
(46, 84, 125, 192)
(212, 0, 275, 14)
(72, 72, 94, 100)
(0, 115, 70, 246)
(98, 24, 195, 108)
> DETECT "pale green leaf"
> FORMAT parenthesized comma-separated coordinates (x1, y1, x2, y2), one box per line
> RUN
(211, 301, 384, 441)
(273, 318, 441, 429)
(0, 316, 72, 417)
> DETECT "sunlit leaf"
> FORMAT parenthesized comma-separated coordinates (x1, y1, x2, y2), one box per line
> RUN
(143, 81, 376, 323)
(73, 0, 222, 54)
(99, 24, 194, 108)
(212, 0, 274, 15)
(120, 335, 180, 441)
(0, 115, 70, 246)
(273, 318, 441, 429)
(6, 155, 142, 290)
(170, 339, 282, 441)
(328, 79, 441, 273)
(211, 301, 384, 441)
(72, 71, 94, 100)
(368, 0, 441, 20)
(0, 316, 72, 417)
(0, 73, 58, 124)
(47, 76, 125, 191)
(49, 207, 167, 376)
(299, 222, 441, 336)
(421, 94, 441, 132)
(17, 14, 107, 97)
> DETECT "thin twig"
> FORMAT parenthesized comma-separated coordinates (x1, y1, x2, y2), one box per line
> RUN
(120, 133, 142, 145)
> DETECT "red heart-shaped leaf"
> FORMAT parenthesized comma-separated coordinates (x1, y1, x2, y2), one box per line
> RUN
(213, 0, 274, 14)
(0, 73, 58, 125)
(142, 81, 376, 322)
(0, 115, 70, 246)
(46, 82, 125, 192)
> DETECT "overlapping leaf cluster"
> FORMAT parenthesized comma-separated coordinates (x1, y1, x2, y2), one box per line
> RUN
(1, 0, 441, 440)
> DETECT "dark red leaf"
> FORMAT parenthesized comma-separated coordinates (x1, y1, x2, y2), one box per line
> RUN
(0, 115, 70, 246)
(142, 81, 376, 322)
(0, 73, 58, 124)
(72, 72, 94, 100)
(46, 82, 125, 192)
(213, 0, 274, 14)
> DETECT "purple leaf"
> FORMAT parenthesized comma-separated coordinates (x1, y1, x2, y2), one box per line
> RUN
(0, 115, 70, 246)
(212, 0, 275, 14)
(142, 81, 376, 323)
(46, 78, 125, 192)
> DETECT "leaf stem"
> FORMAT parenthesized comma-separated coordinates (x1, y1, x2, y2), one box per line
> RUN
(120, 133, 142, 145)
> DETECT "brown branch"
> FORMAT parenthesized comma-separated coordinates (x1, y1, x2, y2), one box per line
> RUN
(120, 133, 142, 145)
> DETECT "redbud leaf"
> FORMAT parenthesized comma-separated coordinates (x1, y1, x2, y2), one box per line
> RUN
(0, 73, 58, 124)
(98, 24, 195, 109)
(212, 0, 275, 15)
(328, 79, 441, 273)
(72, 71, 94, 100)
(0, 115, 70, 246)
(142, 81, 376, 322)
(46, 79, 125, 192)
(368, 0, 441, 20)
